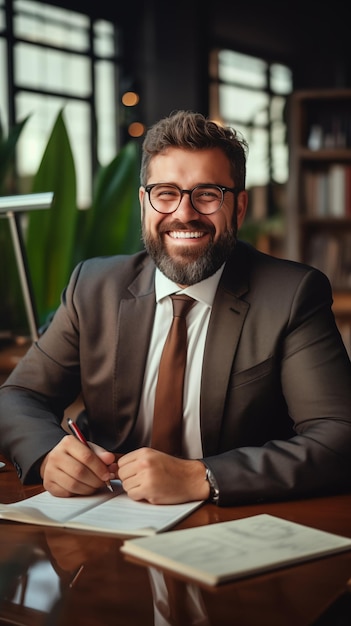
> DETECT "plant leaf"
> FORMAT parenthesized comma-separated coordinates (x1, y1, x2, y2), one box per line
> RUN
(25, 110, 77, 324)
(82, 141, 142, 259)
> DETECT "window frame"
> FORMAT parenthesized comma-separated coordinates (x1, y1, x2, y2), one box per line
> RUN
(209, 47, 292, 196)
(0, 0, 124, 206)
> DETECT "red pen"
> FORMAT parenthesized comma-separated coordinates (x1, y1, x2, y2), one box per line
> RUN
(67, 418, 113, 492)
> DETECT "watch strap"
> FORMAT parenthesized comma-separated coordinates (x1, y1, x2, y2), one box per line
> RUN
(204, 466, 219, 504)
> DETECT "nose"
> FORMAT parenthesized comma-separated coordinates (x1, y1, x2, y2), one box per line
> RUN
(176, 190, 198, 216)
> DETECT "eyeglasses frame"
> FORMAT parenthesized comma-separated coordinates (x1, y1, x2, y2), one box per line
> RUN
(144, 183, 241, 215)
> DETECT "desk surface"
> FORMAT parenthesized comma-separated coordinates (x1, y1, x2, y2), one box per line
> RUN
(1, 455, 351, 626)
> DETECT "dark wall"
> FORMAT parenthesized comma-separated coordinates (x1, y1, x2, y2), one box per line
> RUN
(120, 1, 210, 127)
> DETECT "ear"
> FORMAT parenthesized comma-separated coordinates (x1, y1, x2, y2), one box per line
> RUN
(236, 190, 248, 229)
(139, 186, 145, 217)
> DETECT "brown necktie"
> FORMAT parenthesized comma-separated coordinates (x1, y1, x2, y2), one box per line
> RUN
(151, 294, 195, 456)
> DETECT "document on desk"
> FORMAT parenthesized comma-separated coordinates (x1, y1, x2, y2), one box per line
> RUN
(0, 481, 203, 537)
(121, 513, 351, 586)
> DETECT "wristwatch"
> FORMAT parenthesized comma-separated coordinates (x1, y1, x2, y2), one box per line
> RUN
(204, 466, 220, 504)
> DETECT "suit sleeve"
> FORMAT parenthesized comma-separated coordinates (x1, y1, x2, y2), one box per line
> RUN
(0, 262, 84, 482)
(204, 268, 351, 506)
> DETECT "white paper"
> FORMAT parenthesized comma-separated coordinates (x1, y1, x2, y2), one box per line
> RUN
(0, 481, 203, 536)
(121, 513, 351, 585)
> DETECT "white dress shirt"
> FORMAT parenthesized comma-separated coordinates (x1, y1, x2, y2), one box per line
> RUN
(134, 264, 224, 458)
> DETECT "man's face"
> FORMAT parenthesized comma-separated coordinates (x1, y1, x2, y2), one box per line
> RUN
(139, 147, 247, 286)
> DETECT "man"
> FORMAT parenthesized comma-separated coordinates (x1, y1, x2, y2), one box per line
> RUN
(1, 110, 351, 506)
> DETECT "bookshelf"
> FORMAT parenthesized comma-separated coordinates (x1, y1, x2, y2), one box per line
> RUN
(287, 89, 351, 357)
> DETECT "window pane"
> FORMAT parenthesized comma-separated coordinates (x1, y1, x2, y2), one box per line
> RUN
(16, 93, 91, 206)
(94, 20, 117, 57)
(14, 0, 89, 51)
(15, 92, 55, 176)
(270, 64, 292, 95)
(211, 48, 292, 190)
(219, 85, 269, 126)
(65, 102, 91, 207)
(15, 43, 91, 96)
(234, 124, 269, 187)
(270, 95, 287, 122)
(2, 0, 125, 209)
(96, 60, 118, 164)
(218, 50, 267, 88)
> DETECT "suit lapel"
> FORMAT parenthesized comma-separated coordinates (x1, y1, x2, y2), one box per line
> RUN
(200, 244, 251, 455)
(114, 261, 156, 434)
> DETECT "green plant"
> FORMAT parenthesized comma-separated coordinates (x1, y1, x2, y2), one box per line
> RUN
(0, 110, 143, 334)
(25, 111, 78, 323)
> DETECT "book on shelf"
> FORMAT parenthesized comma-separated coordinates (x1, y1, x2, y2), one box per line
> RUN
(121, 513, 351, 587)
(306, 231, 351, 290)
(303, 165, 351, 217)
(327, 163, 347, 217)
(346, 165, 351, 216)
(0, 482, 203, 537)
(306, 233, 340, 284)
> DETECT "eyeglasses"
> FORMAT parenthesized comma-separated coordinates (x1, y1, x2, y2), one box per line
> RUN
(144, 183, 239, 215)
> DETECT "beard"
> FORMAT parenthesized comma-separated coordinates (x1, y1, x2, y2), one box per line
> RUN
(142, 217, 238, 285)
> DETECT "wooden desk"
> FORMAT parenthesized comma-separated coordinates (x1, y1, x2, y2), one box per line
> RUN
(1, 455, 351, 626)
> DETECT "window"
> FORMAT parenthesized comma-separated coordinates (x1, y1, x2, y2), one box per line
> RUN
(0, 0, 123, 206)
(210, 49, 292, 222)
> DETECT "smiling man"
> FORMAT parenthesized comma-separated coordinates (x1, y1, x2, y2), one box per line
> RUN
(0, 110, 351, 506)
(140, 146, 246, 287)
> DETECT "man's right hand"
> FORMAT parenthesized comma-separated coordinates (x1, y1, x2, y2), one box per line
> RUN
(40, 435, 117, 497)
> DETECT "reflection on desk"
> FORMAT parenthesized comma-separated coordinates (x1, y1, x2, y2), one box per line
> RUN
(1, 454, 351, 626)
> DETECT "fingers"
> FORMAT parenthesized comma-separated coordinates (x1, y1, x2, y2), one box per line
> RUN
(117, 450, 209, 504)
(41, 439, 204, 502)
(41, 436, 114, 497)
(117, 448, 159, 501)
(117, 448, 184, 504)
(89, 442, 116, 466)
(117, 446, 151, 470)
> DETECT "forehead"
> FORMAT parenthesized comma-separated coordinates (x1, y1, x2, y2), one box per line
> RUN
(147, 147, 232, 183)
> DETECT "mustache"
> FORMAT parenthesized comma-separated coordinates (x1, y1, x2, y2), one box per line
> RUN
(158, 220, 215, 235)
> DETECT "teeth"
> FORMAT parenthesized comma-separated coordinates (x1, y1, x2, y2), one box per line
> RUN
(169, 231, 204, 239)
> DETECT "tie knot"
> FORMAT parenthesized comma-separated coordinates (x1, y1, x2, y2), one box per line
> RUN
(171, 294, 195, 318)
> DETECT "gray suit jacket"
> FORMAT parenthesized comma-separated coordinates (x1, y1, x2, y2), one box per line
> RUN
(1, 241, 351, 505)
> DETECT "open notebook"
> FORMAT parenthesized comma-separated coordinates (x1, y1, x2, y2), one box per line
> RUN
(0, 480, 203, 537)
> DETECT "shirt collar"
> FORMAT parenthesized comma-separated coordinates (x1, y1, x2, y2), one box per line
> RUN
(155, 264, 225, 307)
